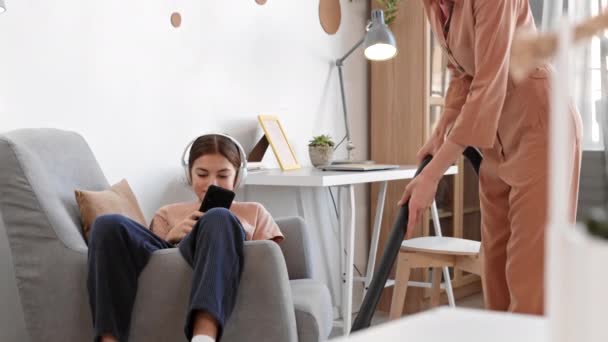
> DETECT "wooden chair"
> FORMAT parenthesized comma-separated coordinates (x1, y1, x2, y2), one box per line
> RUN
(389, 201, 484, 320)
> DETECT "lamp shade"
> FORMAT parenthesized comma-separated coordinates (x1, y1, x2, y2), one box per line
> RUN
(363, 9, 397, 61)
(0, 0, 5, 13)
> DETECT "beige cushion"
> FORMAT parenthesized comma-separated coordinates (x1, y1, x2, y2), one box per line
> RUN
(75, 179, 147, 243)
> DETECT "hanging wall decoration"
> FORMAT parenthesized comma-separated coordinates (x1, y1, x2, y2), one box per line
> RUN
(170, 0, 182, 28)
(319, 0, 341, 35)
(171, 12, 182, 28)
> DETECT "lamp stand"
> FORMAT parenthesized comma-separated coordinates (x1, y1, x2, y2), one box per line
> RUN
(333, 37, 375, 165)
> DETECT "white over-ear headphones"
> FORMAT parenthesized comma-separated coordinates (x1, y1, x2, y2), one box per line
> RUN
(181, 133, 248, 189)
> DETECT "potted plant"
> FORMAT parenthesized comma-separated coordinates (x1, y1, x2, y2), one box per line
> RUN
(375, 0, 401, 25)
(351, 0, 401, 25)
(586, 207, 608, 240)
(308, 135, 335, 168)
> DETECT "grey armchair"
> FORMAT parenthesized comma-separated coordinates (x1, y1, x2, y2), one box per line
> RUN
(0, 129, 333, 342)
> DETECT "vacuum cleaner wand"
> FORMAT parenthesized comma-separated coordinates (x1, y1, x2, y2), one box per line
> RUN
(351, 147, 482, 333)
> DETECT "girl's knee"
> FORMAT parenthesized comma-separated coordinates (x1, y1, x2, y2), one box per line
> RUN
(89, 214, 130, 246)
(196, 209, 242, 238)
(203, 207, 232, 220)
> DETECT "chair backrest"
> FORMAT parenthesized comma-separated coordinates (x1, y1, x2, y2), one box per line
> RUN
(0, 128, 109, 251)
(0, 129, 110, 340)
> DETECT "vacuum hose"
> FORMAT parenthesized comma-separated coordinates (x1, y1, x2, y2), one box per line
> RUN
(351, 147, 483, 332)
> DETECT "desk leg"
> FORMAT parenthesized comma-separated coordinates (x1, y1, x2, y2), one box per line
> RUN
(295, 187, 305, 219)
(341, 184, 356, 335)
(364, 181, 388, 298)
(338, 187, 346, 327)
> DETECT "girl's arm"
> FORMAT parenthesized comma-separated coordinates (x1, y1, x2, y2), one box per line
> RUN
(253, 204, 284, 243)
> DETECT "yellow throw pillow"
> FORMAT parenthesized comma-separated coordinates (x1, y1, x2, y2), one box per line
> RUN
(75, 179, 147, 243)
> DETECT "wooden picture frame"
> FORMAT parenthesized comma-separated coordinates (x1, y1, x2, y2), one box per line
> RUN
(257, 115, 301, 171)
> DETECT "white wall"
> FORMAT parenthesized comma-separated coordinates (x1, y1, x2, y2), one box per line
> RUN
(0, 0, 371, 311)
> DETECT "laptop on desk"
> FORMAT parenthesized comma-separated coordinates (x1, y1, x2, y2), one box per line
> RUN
(321, 163, 400, 172)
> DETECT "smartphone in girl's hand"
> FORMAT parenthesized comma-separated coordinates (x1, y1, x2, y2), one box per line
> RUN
(199, 185, 236, 213)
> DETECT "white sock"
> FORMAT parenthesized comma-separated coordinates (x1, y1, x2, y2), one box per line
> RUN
(191, 335, 215, 342)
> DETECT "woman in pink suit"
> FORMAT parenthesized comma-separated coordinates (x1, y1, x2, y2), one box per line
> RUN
(399, 0, 582, 314)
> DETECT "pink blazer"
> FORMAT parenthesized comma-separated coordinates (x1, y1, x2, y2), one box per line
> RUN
(421, 0, 568, 150)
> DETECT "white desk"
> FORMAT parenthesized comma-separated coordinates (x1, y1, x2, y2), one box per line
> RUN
(244, 166, 458, 334)
(332, 307, 547, 341)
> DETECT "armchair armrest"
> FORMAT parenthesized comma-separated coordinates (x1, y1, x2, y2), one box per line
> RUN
(275, 217, 313, 280)
(223, 241, 298, 342)
(133, 241, 298, 342)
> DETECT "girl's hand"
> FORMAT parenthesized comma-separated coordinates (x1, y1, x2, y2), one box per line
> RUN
(397, 173, 440, 240)
(166, 210, 203, 244)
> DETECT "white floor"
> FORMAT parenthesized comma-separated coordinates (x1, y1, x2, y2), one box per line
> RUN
(328, 293, 485, 339)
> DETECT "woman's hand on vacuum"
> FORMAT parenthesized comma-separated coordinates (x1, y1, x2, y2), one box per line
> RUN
(166, 211, 203, 244)
(398, 172, 440, 240)
(416, 135, 442, 164)
(417, 119, 452, 163)
(406, 138, 466, 239)
(417, 113, 456, 163)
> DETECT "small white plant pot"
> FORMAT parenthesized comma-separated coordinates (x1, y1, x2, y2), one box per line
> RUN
(308, 145, 334, 168)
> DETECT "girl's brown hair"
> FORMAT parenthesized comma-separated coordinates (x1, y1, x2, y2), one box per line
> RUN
(188, 134, 241, 179)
